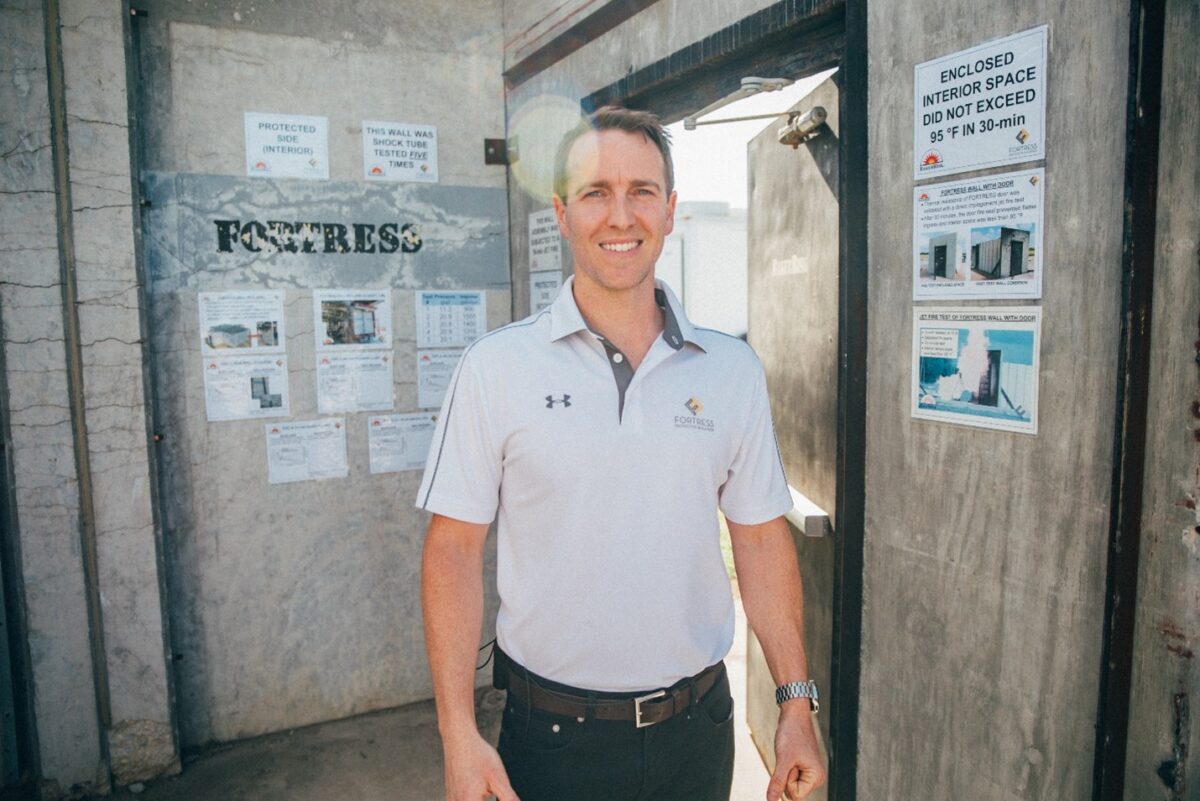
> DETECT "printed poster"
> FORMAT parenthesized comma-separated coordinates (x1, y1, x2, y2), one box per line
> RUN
(203, 354, 289, 422)
(913, 168, 1044, 300)
(914, 26, 1047, 179)
(313, 289, 392, 351)
(528, 208, 562, 273)
(368, 413, 438, 474)
(416, 291, 485, 348)
(912, 307, 1041, 435)
(316, 352, 395, 414)
(265, 418, 349, 484)
(362, 121, 438, 183)
(199, 291, 285, 355)
(244, 112, 329, 180)
(417, 350, 462, 409)
(530, 271, 562, 313)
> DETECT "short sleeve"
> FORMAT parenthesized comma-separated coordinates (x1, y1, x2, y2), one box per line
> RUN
(415, 351, 502, 524)
(717, 362, 794, 525)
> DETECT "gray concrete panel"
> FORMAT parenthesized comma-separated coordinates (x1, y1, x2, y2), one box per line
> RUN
(150, 284, 507, 746)
(127, 0, 511, 750)
(131, 13, 505, 190)
(0, 0, 104, 793)
(141, 173, 509, 293)
(1123, 0, 1200, 796)
(743, 80, 840, 794)
(57, 0, 177, 784)
(864, 5, 1129, 800)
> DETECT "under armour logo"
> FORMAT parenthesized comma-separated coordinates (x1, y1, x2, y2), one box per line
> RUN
(545, 395, 571, 409)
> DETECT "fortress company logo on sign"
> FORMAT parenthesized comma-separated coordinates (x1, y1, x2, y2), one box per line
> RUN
(214, 220, 422, 254)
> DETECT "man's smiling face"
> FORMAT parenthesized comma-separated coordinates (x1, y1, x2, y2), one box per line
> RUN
(553, 129, 677, 295)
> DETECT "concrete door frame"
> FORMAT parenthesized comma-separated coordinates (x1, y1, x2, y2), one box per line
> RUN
(579, 3, 869, 799)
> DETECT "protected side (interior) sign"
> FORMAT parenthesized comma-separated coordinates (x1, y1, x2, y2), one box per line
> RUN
(914, 26, 1047, 179)
(244, 112, 329, 180)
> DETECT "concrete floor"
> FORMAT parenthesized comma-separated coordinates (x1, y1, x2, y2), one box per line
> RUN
(94, 593, 769, 801)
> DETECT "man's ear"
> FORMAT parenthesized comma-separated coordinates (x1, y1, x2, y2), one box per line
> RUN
(664, 190, 677, 236)
(553, 194, 569, 236)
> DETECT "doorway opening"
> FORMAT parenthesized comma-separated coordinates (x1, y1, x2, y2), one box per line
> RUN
(583, 3, 868, 798)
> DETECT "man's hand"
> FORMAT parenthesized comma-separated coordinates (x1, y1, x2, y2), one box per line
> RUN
(766, 704, 826, 801)
(441, 728, 520, 801)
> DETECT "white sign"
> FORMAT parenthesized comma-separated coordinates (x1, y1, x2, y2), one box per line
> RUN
(913, 168, 1045, 300)
(416, 291, 486, 348)
(313, 289, 392, 351)
(316, 352, 395, 414)
(203, 354, 289, 422)
(529, 209, 562, 273)
(914, 26, 1047, 179)
(912, 307, 1041, 435)
(362, 121, 438, 183)
(368, 413, 438, 474)
(245, 112, 329, 180)
(417, 349, 462, 409)
(199, 291, 286, 355)
(265, 418, 349, 484)
(530, 270, 562, 313)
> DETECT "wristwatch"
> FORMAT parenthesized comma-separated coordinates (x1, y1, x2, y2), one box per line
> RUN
(775, 679, 820, 713)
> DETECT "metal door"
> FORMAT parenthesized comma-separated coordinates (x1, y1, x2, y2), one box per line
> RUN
(744, 77, 841, 800)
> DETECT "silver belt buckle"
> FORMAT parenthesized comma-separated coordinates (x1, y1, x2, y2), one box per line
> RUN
(634, 689, 667, 728)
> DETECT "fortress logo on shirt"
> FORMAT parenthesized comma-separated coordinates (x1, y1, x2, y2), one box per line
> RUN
(675, 396, 714, 431)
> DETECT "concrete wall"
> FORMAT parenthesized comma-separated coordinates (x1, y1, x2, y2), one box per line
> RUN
(1, 0, 173, 793)
(863, 4, 1128, 800)
(1123, 0, 1200, 796)
(2, 0, 511, 790)
(130, 0, 510, 748)
(0, 0, 105, 794)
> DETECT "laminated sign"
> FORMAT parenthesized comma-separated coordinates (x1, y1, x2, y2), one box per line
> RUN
(914, 26, 1047, 179)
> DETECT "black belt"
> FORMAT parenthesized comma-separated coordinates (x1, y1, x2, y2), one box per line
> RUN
(503, 661, 725, 729)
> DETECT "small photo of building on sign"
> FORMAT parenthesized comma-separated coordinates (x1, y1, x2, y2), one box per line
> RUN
(916, 327, 1036, 429)
(969, 224, 1035, 281)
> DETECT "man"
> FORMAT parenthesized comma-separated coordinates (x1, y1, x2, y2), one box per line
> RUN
(419, 106, 825, 801)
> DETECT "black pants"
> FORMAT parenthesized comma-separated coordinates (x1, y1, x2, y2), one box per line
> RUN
(495, 663, 735, 801)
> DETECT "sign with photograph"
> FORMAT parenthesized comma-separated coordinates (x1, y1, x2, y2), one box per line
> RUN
(203, 354, 289, 422)
(244, 112, 328, 180)
(914, 26, 1047, 179)
(913, 168, 1044, 300)
(912, 307, 1041, 435)
(199, 291, 286, 355)
(313, 289, 392, 351)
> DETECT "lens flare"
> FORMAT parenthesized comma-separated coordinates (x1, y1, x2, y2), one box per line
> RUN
(508, 93, 586, 202)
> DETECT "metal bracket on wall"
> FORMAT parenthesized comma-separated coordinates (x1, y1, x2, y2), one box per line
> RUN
(785, 485, 834, 538)
(484, 138, 515, 165)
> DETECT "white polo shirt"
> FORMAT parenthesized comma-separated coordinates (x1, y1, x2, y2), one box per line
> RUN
(417, 277, 792, 691)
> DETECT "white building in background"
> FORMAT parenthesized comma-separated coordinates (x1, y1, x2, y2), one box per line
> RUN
(658, 201, 748, 338)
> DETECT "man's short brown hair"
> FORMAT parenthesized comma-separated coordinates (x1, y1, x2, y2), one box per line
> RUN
(553, 106, 674, 201)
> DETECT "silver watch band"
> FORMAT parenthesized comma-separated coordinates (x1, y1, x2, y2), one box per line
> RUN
(775, 679, 820, 713)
